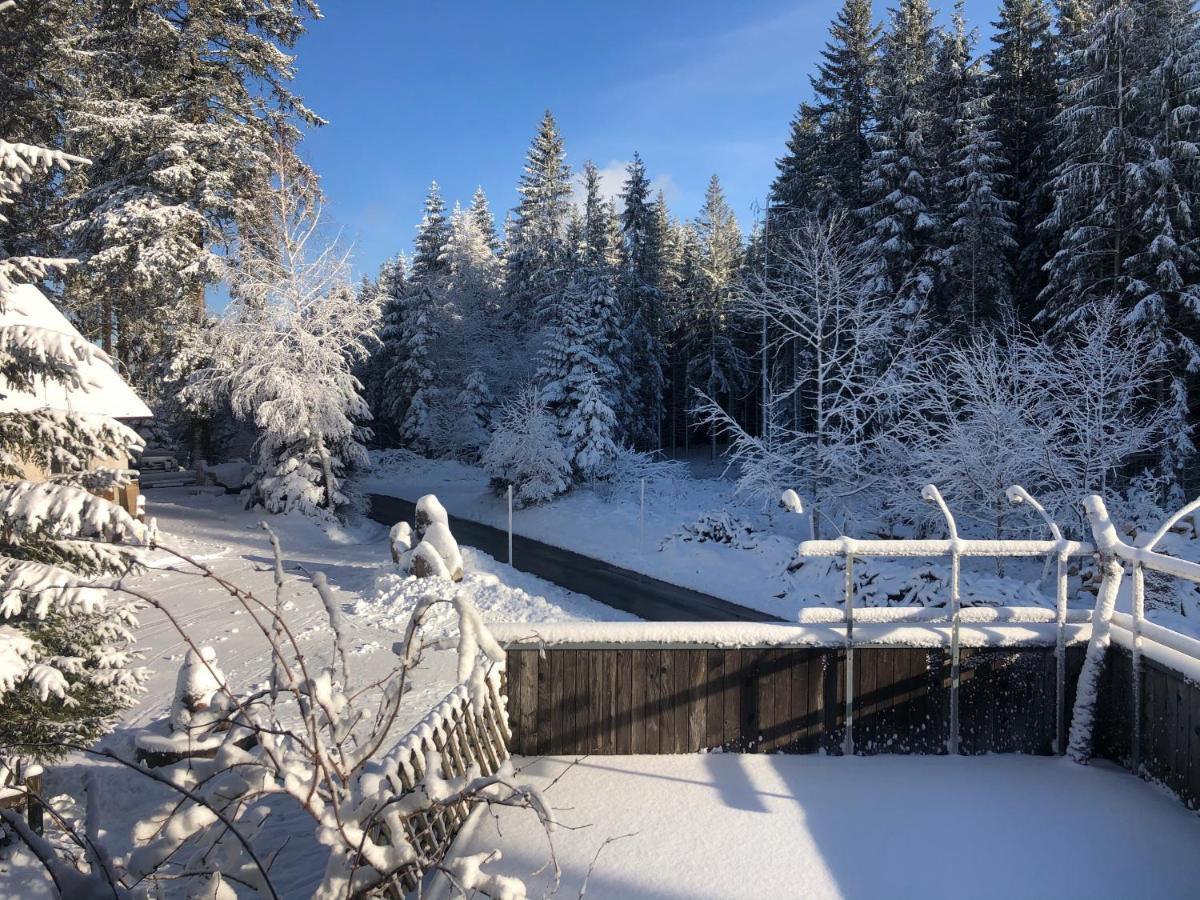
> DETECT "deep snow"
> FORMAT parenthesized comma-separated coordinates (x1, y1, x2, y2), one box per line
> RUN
(0, 486, 632, 897)
(444, 754, 1200, 899)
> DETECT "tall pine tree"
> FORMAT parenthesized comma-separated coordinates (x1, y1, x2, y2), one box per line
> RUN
(859, 0, 940, 316)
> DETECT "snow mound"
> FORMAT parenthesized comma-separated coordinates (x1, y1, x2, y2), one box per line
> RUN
(356, 547, 636, 640)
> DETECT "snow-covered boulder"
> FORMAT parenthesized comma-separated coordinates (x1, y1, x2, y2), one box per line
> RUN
(410, 541, 452, 580)
(420, 521, 464, 581)
(169, 646, 226, 734)
(389, 521, 414, 564)
(414, 494, 449, 540)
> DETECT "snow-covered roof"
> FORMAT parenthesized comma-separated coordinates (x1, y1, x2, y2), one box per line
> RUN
(0, 283, 152, 419)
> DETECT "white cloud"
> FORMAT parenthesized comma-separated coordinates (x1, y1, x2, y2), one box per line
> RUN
(570, 160, 679, 214)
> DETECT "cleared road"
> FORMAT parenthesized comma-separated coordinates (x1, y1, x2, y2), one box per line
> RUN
(367, 493, 782, 622)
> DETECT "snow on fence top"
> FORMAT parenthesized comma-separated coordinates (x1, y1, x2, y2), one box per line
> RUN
(488, 619, 1093, 649)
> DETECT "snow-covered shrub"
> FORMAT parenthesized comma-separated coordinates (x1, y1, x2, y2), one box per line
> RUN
(0, 136, 149, 761)
(603, 445, 688, 490)
(389, 520, 413, 564)
(410, 540, 452, 579)
(482, 386, 571, 507)
(0, 531, 557, 897)
(414, 493, 450, 539)
(664, 511, 761, 550)
(420, 521, 464, 581)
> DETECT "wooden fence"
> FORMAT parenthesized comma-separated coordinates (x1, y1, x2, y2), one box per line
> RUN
(504, 642, 1088, 757)
(385, 671, 510, 895)
(1095, 647, 1200, 811)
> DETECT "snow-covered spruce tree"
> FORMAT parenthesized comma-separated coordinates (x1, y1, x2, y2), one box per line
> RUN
(0, 138, 148, 761)
(1121, 0, 1200, 482)
(536, 264, 623, 455)
(448, 368, 495, 462)
(1038, 0, 1200, 484)
(696, 212, 925, 537)
(776, 0, 881, 215)
(1038, 0, 1141, 328)
(567, 368, 619, 482)
(59, 0, 322, 394)
(620, 153, 669, 449)
(469, 184, 501, 255)
(384, 183, 450, 453)
(941, 62, 1017, 326)
(685, 175, 745, 460)
(987, 0, 1058, 321)
(858, 0, 940, 318)
(418, 202, 505, 459)
(773, 103, 829, 221)
(482, 386, 572, 507)
(505, 111, 573, 325)
(364, 253, 407, 445)
(184, 146, 378, 519)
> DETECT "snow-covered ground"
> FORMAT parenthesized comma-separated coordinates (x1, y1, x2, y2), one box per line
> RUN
(447, 754, 1200, 899)
(0, 486, 632, 897)
(363, 452, 1089, 622)
(365, 451, 1200, 638)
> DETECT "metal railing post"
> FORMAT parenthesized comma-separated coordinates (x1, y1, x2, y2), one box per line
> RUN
(1055, 552, 1068, 755)
(1131, 561, 1144, 773)
(844, 551, 855, 756)
(506, 484, 513, 567)
(948, 545, 961, 756)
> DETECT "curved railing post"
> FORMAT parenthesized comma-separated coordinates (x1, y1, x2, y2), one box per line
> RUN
(923, 485, 961, 755)
(1070, 495, 1125, 763)
(1007, 485, 1069, 754)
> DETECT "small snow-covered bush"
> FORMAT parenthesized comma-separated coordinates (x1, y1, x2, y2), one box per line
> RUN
(602, 445, 688, 491)
(482, 386, 571, 507)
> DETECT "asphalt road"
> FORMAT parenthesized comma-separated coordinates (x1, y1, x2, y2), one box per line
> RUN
(366, 493, 782, 622)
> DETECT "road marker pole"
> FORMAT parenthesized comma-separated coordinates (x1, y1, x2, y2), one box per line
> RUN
(640, 478, 646, 549)
(507, 483, 513, 566)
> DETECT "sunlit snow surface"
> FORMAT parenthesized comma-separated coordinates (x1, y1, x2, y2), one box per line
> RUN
(446, 754, 1200, 899)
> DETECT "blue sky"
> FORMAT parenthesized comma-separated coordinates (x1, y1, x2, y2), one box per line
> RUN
(293, 1, 997, 281)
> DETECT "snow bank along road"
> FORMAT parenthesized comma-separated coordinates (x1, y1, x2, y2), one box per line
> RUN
(367, 493, 781, 622)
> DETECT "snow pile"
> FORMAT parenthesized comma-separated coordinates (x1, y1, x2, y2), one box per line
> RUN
(357, 547, 636, 640)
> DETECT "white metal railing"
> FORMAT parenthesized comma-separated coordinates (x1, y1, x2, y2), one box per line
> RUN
(1076, 494, 1200, 769)
(797, 484, 1096, 756)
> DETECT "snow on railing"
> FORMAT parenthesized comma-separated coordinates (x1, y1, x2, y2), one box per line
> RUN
(1072, 495, 1200, 767)
(382, 668, 511, 893)
(795, 484, 1094, 756)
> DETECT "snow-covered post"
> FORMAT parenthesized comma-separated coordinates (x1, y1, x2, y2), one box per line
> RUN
(1007, 485, 1069, 753)
(1071, 495, 1126, 763)
(1130, 560, 1144, 771)
(843, 548, 855, 756)
(506, 483, 513, 566)
(923, 485, 961, 755)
